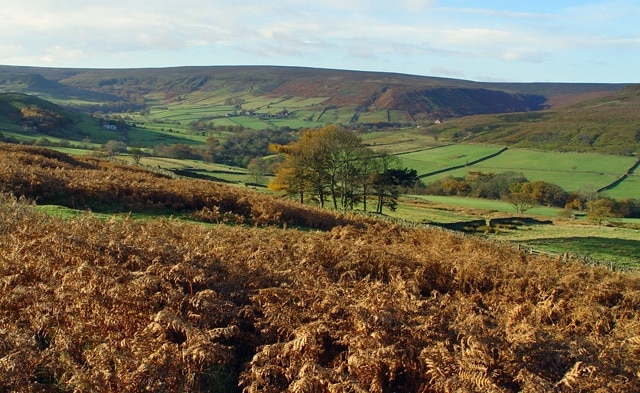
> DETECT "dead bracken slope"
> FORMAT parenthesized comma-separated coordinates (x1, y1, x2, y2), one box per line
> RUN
(0, 144, 362, 230)
(1, 146, 640, 392)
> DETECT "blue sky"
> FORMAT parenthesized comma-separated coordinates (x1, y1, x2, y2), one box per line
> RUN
(1, 0, 638, 83)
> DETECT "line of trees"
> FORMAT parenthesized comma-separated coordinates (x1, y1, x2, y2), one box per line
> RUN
(426, 171, 569, 209)
(150, 127, 296, 167)
(268, 125, 418, 213)
(425, 171, 640, 219)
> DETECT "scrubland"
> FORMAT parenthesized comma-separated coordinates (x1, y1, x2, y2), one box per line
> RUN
(2, 144, 640, 392)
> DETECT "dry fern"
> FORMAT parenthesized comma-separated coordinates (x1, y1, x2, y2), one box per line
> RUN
(2, 146, 640, 392)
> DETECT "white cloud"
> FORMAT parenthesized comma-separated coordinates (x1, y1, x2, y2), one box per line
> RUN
(501, 48, 547, 63)
(0, 0, 637, 82)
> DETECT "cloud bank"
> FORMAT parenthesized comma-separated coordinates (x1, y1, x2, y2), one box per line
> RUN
(1, 0, 638, 82)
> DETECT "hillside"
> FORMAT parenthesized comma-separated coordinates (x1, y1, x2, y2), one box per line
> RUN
(0, 65, 626, 123)
(0, 143, 361, 229)
(422, 85, 640, 155)
(0, 93, 114, 144)
(1, 144, 640, 391)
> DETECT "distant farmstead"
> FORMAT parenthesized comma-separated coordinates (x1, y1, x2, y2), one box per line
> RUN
(103, 124, 117, 131)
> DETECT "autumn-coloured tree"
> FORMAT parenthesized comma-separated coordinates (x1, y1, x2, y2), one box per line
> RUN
(587, 197, 618, 225)
(268, 139, 317, 204)
(270, 125, 368, 208)
(505, 182, 536, 214)
(270, 126, 420, 213)
(525, 180, 568, 207)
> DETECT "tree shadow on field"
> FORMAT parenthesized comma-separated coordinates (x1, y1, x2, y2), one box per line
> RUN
(524, 237, 640, 267)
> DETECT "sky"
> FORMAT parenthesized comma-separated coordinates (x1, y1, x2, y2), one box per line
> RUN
(1, 0, 638, 83)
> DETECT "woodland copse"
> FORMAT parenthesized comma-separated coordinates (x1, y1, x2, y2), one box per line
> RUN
(424, 170, 640, 219)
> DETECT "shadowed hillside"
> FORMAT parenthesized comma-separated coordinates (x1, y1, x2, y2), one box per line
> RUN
(1, 145, 640, 391)
(0, 143, 364, 230)
(0, 93, 108, 141)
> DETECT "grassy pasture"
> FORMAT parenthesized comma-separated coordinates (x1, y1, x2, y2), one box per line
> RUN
(389, 110, 413, 123)
(227, 116, 271, 130)
(272, 96, 327, 109)
(391, 194, 640, 267)
(242, 96, 284, 110)
(407, 194, 563, 217)
(208, 117, 243, 128)
(131, 121, 188, 134)
(358, 110, 388, 123)
(404, 146, 637, 194)
(290, 109, 325, 124)
(268, 117, 325, 129)
(178, 96, 225, 107)
(39, 96, 104, 107)
(128, 126, 207, 145)
(123, 156, 247, 173)
(437, 166, 622, 194)
(124, 92, 337, 132)
(493, 223, 640, 268)
(35, 204, 177, 222)
(317, 107, 357, 124)
(113, 155, 256, 184)
(392, 198, 478, 223)
(1, 121, 118, 146)
(603, 173, 640, 200)
(289, 96, 330, 107)
(396, 144, 504, 175)
(360, 130, 441, 154)
(49, 146, 96, 155)
(464, 149, 635, 191)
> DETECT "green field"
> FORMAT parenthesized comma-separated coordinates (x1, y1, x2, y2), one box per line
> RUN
(467, 149, 635, 189)
(114, 92, 353, 134)
(602, 173, 640, 200)
(407, 194, 564, 217)
(396, 144, 504, 175)
(401, 146, 638, 195)
(358, 111, 389, 123)
(114, 156, 258, 185)
(317, 108, 357, 124)
(387, 194, 640, 268)
(493, 224, 640, 268)
(359, 130, 441, 154)
(128, 127, 207, 145)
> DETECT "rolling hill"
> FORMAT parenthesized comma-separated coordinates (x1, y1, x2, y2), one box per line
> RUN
(0, 65, 627, 123)
(421, 85, 640, 155)
(0, 93, 108, 142)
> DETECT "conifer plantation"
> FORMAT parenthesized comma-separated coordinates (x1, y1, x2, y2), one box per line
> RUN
(1, 144, 640, 392)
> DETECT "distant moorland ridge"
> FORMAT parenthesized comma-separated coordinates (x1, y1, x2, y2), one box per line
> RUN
(0, 65, 628, 120)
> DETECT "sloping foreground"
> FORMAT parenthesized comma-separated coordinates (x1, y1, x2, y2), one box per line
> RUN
(2, 192, 640, 392)
(0, 144, 362, 231)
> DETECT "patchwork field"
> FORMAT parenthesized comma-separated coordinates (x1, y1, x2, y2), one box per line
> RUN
(396, 144, 505, 175)
(399, 145, 638, 195)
